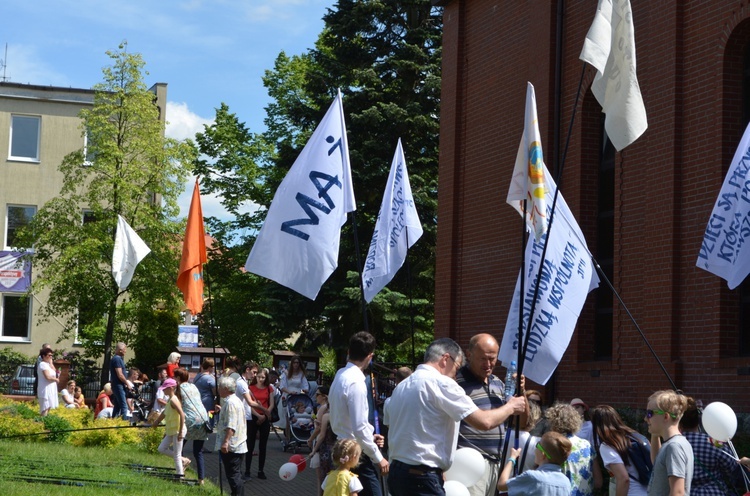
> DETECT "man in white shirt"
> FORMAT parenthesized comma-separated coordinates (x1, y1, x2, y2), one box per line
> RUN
(384, 338, 526, 496)
(329, 331, 389, 496)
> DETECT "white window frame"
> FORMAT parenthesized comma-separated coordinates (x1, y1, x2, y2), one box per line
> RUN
(0, 293, 32, 342)
(8, 114, 41, 162)
(4, 204, 37, 250)
(83, 129, 94, 166)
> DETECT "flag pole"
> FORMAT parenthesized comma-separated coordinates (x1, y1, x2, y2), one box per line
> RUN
(350, 211, 370, 332)
(591, 255, 678, 391)
(202, 262, 224, 495)
(405, 230, 416, 369)
(518, 65, 587, 375)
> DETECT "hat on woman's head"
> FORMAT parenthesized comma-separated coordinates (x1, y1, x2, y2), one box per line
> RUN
(159, 378, 177, 390)
(570, 398, 588, 410)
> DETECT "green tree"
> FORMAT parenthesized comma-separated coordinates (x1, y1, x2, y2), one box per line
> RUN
(195, 0, 442, 364)
(19, 45, 194, 387)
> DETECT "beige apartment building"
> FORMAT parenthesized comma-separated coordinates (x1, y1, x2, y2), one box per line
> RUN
(0, 81, 167, 358)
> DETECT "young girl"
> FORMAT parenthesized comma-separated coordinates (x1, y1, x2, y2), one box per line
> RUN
(497, 431, 573, 496)
(321, 438, 363, 496)
(74, 386, 87, 409)
(153, 378, 190, 477)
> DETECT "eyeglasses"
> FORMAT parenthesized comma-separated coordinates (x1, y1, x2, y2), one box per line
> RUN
(536, 442, 552, 460)
(646, 409, 677, 419)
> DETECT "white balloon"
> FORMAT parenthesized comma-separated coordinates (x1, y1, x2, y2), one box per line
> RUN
(444, 448, 485, 487)
(278, 462, 298, 481)
(444, 480, 471, 496)
(701, 401, 737, 442)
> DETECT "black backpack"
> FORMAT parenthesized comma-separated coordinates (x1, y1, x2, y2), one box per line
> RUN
(626, 432, 653, 485)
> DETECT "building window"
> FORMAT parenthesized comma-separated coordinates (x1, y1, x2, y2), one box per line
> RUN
(0, 294, 31, 340)
(593, 130, 615, 360)
(9, 115, 41, 162)
(5, 205, 36, 249)
(83, 129, 95, 166)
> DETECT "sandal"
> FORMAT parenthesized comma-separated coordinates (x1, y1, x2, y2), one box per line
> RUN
(182, 457, 192, 469)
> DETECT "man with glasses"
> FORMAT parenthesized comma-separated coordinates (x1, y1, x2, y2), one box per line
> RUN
(456, 333, 528, 496)
(384, 338, 527, 496)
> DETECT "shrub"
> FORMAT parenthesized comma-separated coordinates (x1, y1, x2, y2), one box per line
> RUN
(69, 417, 141, 449)
(42, 413, 72, 443)
(0, 413, 45, 442)
(138, 425, 164, 454)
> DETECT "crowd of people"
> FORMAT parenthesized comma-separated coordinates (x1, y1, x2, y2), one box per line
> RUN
(31, 335, 750, 495)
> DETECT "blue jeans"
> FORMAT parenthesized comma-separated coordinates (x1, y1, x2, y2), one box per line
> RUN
(112, 383, 127, 419)
(387, 460, 445, 496)
(353, 453, 383, 496)
(193, 439, 205, 480)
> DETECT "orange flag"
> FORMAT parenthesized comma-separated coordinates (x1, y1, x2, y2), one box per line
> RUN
(177, 179, 207, 315)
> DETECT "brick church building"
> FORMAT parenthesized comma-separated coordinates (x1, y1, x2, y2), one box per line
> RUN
(435, 0, 750, 412)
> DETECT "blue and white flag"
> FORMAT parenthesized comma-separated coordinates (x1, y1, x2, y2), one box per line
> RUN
(507, 82, 548, 241)
(112, 215, 151, 291)
(499, 167, 599, 385)
(696, 121, 750, 289)
(362, 139, 423, 303)
(245, 89, 355, 300)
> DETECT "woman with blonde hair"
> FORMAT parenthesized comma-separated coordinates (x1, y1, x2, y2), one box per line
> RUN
(503, 399, 544, 475)
(95, 383, 114, 419)
(545, 402, 601, 495)
(645, 390, 693, 495)
(166, 352, 181, 378)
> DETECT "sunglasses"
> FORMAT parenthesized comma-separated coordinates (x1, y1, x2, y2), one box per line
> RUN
(536, 442, 552, 460)
(646, 409, 677, 419)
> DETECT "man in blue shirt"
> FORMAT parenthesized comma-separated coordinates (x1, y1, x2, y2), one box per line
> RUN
(110, 342, 131, 419)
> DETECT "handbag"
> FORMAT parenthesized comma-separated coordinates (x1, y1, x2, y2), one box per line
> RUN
(310, 452, 320, 469)
(182, 384, 212, 435)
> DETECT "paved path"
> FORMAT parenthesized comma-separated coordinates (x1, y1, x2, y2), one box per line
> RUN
(188, 427, 319, 495)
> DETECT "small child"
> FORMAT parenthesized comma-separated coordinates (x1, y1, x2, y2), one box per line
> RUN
(497, 431, 573, 496)
(74, 386, 87, 409)
(321, 438, 363, 496)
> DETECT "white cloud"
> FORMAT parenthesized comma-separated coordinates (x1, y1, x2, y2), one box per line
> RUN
(165, 101, 213, 141)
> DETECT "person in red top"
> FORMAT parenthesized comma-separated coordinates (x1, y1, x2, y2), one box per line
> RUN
(166, 352, 181, 378)
(248, 367, 275, 480)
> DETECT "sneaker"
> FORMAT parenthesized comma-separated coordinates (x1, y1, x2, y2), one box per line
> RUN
(243, 473, 253, 481)
(257, 471, 266, 480)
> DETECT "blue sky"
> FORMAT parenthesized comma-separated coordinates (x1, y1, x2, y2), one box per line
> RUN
(1, 0, 332, 220)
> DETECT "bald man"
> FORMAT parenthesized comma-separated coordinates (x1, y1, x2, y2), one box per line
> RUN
(456, 333, 525, 496)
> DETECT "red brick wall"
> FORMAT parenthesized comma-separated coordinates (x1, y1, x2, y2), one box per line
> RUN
(437, 0, 750, 411)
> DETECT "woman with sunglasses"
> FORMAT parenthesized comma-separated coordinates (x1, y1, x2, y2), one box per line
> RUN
(37, 347, 59, 416)
(645, 390, 693, 496)
(590, 405, 649, 495)
(498, 431, 573, 495)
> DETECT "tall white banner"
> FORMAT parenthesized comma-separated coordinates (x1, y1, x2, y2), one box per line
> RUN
(112, 215, 151, 291)
(580, 0, 647, 151)
(362, 139, 423, 303)
(499, 167, 599, 385)
(245, 89, 355, 300)
(696, 121, 750, 289)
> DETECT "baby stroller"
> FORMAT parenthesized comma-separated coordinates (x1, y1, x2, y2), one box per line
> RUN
(126, 382, 150, 425)
(283, 393, 315, 453)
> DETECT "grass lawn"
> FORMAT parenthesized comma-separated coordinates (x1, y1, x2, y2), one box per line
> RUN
(0, 440, 220, 495)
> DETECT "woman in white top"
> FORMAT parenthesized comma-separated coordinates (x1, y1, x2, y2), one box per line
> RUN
(37, 347, 59, 416)
(280, 356, 309, 397)
(503, 398, 543, 476)
(61, 380, 78, 408)
(590, 405, 648, 496)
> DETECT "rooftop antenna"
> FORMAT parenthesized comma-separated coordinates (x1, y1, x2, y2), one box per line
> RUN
(0, 43, 9, 82)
